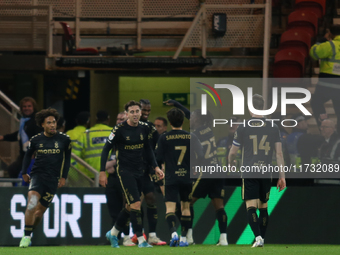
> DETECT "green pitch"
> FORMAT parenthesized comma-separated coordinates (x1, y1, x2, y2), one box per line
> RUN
(1, 245, 340, 255)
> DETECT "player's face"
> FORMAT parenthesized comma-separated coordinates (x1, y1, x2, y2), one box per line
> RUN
(21, 101, 34, 117)
(42, 116, 57, 136)
(140, 103, 151, 122)
(116, 113, 127, 124)
(127, 105, 141, 126)
(154, 119, 167, 134)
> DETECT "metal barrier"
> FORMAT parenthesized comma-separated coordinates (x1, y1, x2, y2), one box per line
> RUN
(0, 178, 22, 186)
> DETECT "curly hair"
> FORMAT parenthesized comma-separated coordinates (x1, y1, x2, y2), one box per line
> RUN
(35, 108, 60, 127)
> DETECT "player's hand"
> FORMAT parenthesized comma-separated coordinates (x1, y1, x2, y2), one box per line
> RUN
(99, 171, 108, 187)
(22, 174, 30, 183)
(277, 178, 286, 192)
(58, 178, 66, 188)
(163, 99, 174, 106)
(155, 167, 164, 180)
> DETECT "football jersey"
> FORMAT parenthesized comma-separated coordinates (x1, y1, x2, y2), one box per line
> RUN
(22, 132, 72, 180)
(156, 129, 203, 185)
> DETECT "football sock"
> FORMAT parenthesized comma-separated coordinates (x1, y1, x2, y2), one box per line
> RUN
(24, 225, 33, 237)
(216, 208, 227, 234)
(166, 213, 177, 233)
(247, 207, 261, 237)
(259, 208, 269, 239)
(175, 201, 182, 221)
(181, 216, 191, 237)
(113, 208, 130, 234)
(147, 204, 158, 233)
(189, 205, 194, 228)
(123, 219, 130, 235)
(137, 235, 145, 244)
(130, 209, 143, 237)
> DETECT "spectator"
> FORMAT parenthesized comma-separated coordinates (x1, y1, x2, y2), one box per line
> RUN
(57, 116, 66, 133)
(310, 25, 340, 134)
(0, 97, 43, 178)
(154, 117, 168, 135)
(319, 119, 340, 163)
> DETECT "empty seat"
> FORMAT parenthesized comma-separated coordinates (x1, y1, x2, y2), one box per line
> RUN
(60, 22, 99, 55)
(287, 10, 318, 38)
(295, 0, 326, 19)
(279, 29, 312, 57)
(273, 49, 306, 78)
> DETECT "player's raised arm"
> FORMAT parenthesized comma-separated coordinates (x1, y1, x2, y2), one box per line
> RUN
(164, 99, 191, 120)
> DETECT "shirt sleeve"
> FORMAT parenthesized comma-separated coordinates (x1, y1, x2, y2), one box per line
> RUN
(62, 137, 72, 179)
(155, 134, 165, 165)
(191, 133, 204, 159)
(100, 127, 117, 172)
(273, 125, 282, 144)
(169, 99, 191, 120)
(145, 127, 158, 169)
(310, 41, 334, 60)
(232, 125, 244, 147)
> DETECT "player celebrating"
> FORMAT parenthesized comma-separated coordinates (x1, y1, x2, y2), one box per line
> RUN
(165, 100, 228, 246)
(228, 94, 286, 248)
(19, 108, 71, 248)
(156, 108, 203, 247)
(100, 100, 164, 248)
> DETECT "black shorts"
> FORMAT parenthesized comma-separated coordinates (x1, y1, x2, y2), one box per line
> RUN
(117, 170, 143, 205)
(28, 175, 58, 208)
(142, 172, 155, 195)
(165, 183, 192, 202)
(191, 178, 225, 199)
(242, 178, 272, 203)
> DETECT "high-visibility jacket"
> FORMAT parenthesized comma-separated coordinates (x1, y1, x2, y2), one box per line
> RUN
(66, 126, 86, 173)
(310, 36, 340, 88)
(74, 124, 113, 178)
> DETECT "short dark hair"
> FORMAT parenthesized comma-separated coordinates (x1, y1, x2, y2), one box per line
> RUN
(167, 108, 184, 128)
(76, 111, 90, 125)
(252, 94, 264, 110)
(330, 25, 340, 36)
(139, 99, 151, 105)
(155, 117, 168, 126)
(124, 100, 141, 111)
(20, 97, 38, 112)
(35, 108, 60, 127)
(57, 116, 66, 129)
(96, 110, 109, 122)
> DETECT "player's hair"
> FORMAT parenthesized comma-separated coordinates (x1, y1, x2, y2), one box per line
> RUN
(96, 110, 109, 122)
(35, 108, 60, 127)
(139, 99, 151, 105)
(192, 109, 214, 128)
(155, 117, 168, 126)
(124, 100, 141, 111)
(117, 111, 125, 116)
(330, 25, 340, 36)
(252, 94, 264, 110)
(167, 108, 184, 128)
(19, 97, 38, 112)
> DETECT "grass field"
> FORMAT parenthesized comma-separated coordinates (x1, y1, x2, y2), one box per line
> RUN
(1, 244, 340, 255)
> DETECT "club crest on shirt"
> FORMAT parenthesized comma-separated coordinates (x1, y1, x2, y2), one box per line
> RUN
(39, 144, 43, 148)
(55, 142, 58, 148)
(126, 136, 130, 141)
(140, 134, 144, 140)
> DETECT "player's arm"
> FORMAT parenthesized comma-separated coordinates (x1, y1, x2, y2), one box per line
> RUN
(21, 139, 35, 182)
(59, 138, 72, 188)
(155, 135, 165, 166)
(275, 142, 286, 191)
(228, 126, 243, 167)
(310, 40, 334, 60)
(164, 99, 191, 120)
(145, 132, 164, 180)
(99, 129, 116, 187)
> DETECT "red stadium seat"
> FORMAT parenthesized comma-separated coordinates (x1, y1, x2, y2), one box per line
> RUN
(287, 10, 318, 38)
(60, 22, 99, 55)
(273, 49, 305, 78)
(295, 0, 326, 18)
(279, 29, 312, 57)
